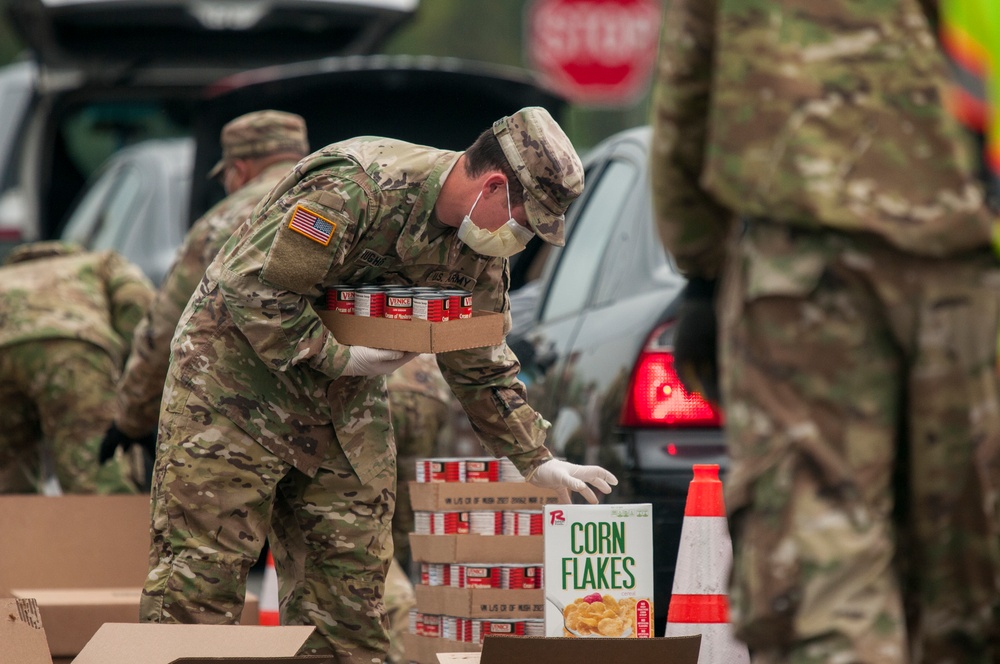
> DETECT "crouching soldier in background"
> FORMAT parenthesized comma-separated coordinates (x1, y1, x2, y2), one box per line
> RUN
(0, 241, 154, 494)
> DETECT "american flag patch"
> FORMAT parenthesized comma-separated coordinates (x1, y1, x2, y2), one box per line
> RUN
(288, 205, 336, 245)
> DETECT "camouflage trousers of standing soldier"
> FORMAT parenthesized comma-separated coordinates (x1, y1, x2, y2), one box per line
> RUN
(391, 390, 452, 569)
(718, 221, 1000, 664)
(140, 381, 396, 663)
(0, 339, 140, 494)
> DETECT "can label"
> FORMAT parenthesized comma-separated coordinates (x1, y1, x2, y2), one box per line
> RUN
(413, 294, 446, 322)
(464, 458, 499, 482)
(442, 289, 473, 319)
(355, 288, 386, 317)
(384, 291, 413, 320)
(326, 285, 356, 314)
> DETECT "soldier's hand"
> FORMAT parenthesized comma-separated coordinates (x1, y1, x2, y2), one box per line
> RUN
(673, 277, 720, 406)
(343, 346, 419, 376)
(98, 423, 157, 464)
(527, 459, 618, 505)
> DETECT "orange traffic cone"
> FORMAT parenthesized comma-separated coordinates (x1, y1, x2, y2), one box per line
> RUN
(665, 464, 749, 663)
(259, 550, 280, 626)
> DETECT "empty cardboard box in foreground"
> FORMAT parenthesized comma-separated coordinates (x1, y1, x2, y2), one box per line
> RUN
(438, 634, 702, 664)
(73, 623, 335, 664)
(318, 310, 504, 353)
(0, 495, 257, 662)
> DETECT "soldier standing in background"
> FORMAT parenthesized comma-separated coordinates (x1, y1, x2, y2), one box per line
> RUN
(139, 106, 618, 662)
(0, 241, 153, 494)
(384, 353, 454, 663)
(651, 1, 1000, 662)
(99, 110, 310, 466)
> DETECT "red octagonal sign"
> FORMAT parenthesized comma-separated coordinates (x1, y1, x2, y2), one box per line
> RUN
(527, 0, 662, 106)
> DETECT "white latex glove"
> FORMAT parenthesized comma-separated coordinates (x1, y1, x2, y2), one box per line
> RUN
(527, 458, 618, 505)
(342, 346, 419, 377)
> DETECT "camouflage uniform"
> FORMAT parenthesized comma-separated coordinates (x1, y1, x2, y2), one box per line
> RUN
(651, 1, 1000, 662)
(140, 107, 582, 662)
(385, 354, 454, 664)
(388, 353, 454, 569)
(0, 242, 153, 494)
(115, 110, 309, 439)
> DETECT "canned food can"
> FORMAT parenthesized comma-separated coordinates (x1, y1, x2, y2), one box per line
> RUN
(354, 286, 386, 317)
(326, 285, 357, 314)
(468, 510, 502, 535)
(384, 289, 413, 320)
(421, 613, 441, 638)
(464, 458, 499, 482)
(480, 619, 525, 642)
(412, 294, 447, 322)
(463, 565, 502, 588)
(515, 510, 543, 536)
(423, 459, 447, 483)
(441, 289, 473, 319)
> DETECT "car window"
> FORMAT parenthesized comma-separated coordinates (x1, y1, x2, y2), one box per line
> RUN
(540, 158, 637, 322)
(61, 164, 144, 250)
(591, 170, 670, 306)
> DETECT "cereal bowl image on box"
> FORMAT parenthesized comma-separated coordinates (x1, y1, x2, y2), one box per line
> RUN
(543, 504, 654, 638)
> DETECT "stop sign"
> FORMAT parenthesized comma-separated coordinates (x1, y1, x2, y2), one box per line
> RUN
(526, 0, 662, 106)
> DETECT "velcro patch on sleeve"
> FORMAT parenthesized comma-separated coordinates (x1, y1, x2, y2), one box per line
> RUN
(260, 197, 349, 294)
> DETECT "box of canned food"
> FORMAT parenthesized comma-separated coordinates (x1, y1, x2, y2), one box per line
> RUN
(543, 504, 655, 638)
(408, 479, 560, 512)
(317, 309, 504, 353)
(413, 585, 545, 619)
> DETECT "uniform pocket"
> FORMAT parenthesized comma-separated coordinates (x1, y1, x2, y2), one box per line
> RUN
(327, 377, 394, 484)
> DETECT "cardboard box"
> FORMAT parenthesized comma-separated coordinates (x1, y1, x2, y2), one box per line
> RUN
(409, 482, 560, 512)
(402, 632, 481, 664)
(543, 504, 655, 638)
(410, 535, 543, 564)
(414, 586, 544, 619)
(73, 623, 334, 663)
(0, 495, 151, 596)
(11, 588, 259, 657)
(0, 495, 257, 659)
(317, 310, 504, 353)
(474, 635, 702, 663)
(0, 598, 53, 664)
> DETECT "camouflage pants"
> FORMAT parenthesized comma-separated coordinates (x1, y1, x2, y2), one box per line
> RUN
(390, 391, 451, 569)
(0, 339, 140, 494)
(719, 222, 1000, 663)
(140, 382, 396, 663)
(385, 556, 416, 664)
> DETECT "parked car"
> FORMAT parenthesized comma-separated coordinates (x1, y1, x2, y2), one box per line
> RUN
(0, 0, 419, 253)
(59, 137, 194, 285)
(507, 125, 727, 635)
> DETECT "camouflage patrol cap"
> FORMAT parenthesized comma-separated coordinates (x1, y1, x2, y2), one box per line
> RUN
(492, 106, 583, 246)
(208, 110, 308, 178)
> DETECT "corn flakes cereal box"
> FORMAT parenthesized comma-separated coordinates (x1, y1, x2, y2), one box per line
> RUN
(543, 503, 654, 638)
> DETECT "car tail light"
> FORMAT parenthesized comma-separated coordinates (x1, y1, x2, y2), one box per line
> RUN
(620, 322, 722, 428)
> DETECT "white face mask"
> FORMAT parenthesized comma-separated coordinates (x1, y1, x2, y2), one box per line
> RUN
(457, 182, 534, 257)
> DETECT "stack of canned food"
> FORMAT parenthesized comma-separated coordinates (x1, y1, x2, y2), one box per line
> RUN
(415, 457, 524, 483)
(326, 284, 473, 322)
(420, 562, 544, 590)
(410, 611, 545, 643)
(413, 509, 543, 536)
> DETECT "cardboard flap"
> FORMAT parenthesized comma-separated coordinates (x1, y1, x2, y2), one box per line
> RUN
(478, 635, 702, 664)
(73, 624, 316, 664)
(436, 655, 481, 663)
(169, 658, 335, 663)
(0, 598, 53, 664)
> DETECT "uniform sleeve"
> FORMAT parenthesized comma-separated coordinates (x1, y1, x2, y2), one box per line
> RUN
(104, 251, 155, 359)
(216, 183, 361, 380)
(435, 258, 553, 477)
(648, 0, 733, 279)
(114, 217, 220, 437)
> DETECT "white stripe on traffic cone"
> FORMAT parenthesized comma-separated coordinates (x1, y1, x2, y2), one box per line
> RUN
(665, 464, 749, 664)
(259, 550, 280, 626)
